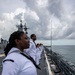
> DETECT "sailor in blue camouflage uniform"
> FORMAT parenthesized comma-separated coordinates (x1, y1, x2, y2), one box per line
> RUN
(1, 31, 40, 75)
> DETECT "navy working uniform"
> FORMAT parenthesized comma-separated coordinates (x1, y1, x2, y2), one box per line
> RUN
(2, 47, 37, 75)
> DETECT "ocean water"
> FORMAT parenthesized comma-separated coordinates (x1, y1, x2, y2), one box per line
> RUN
(47, 45, 75, 64)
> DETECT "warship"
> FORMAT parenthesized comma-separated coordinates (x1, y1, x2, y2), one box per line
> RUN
(0, 20, 75, 75)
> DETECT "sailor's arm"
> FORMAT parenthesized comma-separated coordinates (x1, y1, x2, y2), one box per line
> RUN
(2, 59, 19, 75)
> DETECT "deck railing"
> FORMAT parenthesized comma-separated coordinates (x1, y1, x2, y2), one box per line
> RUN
(45, 47, 75, 75)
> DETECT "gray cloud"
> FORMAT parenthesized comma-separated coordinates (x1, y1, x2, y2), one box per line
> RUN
(0, 0, 25, 15)
(14, 13, 23, 20)
(0, 0, 75, 40)
(23, 0, 51, 39)
(47, 0, 62, 18)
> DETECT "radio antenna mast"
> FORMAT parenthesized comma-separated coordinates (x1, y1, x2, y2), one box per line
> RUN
(50, 18, 53, 61)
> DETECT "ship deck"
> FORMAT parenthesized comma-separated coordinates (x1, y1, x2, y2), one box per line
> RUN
(0, 48, 53, 75)
(37, 51, 48, 75)
(37, 50, 53, 75)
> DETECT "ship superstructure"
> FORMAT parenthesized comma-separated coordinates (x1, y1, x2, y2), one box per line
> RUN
(16, 20, 29, 34)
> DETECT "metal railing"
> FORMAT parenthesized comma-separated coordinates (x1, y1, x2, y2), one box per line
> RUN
(45, 47, 75, 75)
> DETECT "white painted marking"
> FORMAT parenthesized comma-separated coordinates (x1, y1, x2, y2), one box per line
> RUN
(44, 50, 53, 75)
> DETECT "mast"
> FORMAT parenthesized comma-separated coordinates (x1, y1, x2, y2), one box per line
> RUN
(51, 19, 52, 51)
(16, 20, 29, 34)
(24, 23, 29, 34)
(50, 18, 53, 61)
(16, 20, 23, 31)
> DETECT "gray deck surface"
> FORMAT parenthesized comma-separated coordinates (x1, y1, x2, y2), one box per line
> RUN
(37, 51, 48, 75)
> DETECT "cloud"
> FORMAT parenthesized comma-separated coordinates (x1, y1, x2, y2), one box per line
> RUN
(23, 0, 51, 39)
(47, 0, 75, 39)
(0, 7, 40, 40)
(36, 0, 48, 8)
(47, 0, 62, 18)
(0, 0, 75, 40)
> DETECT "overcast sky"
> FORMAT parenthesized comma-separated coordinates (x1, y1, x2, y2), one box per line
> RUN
(0, 0, 75, 40)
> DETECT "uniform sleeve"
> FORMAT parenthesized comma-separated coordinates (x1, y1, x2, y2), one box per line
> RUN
(26, 42, 33, 53)
(25, 42, 33, 53)
(2, 61, 20, 75)
(30, 42, 33, 49)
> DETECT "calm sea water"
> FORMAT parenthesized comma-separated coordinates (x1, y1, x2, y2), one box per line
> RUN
(47, 45, 75, 64)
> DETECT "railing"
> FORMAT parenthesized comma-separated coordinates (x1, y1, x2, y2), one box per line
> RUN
(44, 47, 75, 75)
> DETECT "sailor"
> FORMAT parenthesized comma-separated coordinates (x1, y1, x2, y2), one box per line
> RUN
(36, 43, 41, 65)
(25, 34, 37, 61)
(1, 31, 38, 75)
(39, 44, 44, 60)
(36, 43, 44, 65)
(40, 44, 44, 53)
